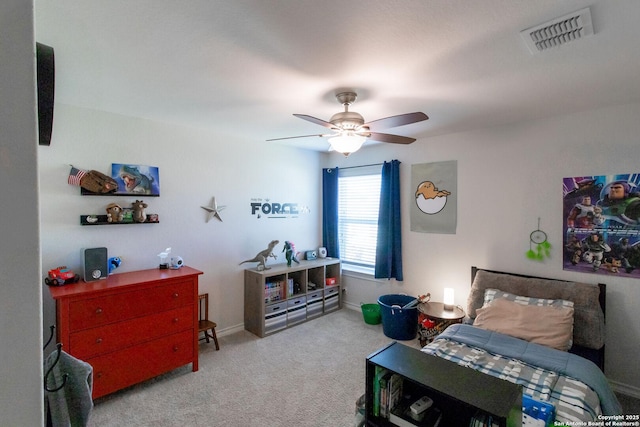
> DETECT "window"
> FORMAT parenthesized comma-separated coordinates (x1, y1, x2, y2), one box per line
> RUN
(337, 165, 381, 274)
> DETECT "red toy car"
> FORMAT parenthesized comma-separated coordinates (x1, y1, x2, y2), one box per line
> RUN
(45, 266, 80, 286)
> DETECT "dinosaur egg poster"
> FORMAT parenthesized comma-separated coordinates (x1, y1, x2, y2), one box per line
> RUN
(410, 161, 457, 234)
(563, 173, 640, 277)
(111, 164, 160, 196)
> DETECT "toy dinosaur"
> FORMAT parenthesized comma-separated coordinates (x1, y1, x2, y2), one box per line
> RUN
(239, 240, 280, 270)
(282, 241, 300, 267)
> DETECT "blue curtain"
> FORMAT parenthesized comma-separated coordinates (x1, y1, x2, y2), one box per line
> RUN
(375, 160, 403, 281)
(322, 168, 339, 258)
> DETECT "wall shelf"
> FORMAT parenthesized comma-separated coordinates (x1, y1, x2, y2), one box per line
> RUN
(80, 188, 160, 197)
(80, 214, 159, 225)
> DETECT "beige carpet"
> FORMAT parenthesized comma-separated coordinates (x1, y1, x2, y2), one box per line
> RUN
(88, 308, 416, 427)
(87, 308, 640, 426)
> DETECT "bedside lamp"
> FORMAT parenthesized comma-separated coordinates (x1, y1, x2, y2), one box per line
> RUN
(443, 287, 455, 311)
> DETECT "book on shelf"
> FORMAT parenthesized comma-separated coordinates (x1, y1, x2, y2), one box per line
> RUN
(373, 366, 388, 417)
(388, 373, 403, 417)
(375, 370, 405, 419)
(264, 280, 286, 303)
(389, 400, 442, 427)
(469, 411, 500, 427)
(379, 371, 392, 418)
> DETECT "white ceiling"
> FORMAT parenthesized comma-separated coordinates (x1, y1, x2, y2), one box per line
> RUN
(35, 0, 640, 152)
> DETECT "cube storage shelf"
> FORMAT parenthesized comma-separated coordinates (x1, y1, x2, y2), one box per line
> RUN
(365, 342, 521, 427)
(244, 258, 341, 337)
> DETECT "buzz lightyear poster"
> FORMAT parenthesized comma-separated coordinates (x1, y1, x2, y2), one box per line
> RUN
(563, 174, 640, 277)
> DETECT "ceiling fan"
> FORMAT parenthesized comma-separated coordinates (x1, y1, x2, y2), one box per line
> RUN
(267, 91, 429, 156)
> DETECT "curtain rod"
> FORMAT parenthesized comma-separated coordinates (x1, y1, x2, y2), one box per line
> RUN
(335, 162, 383, 170)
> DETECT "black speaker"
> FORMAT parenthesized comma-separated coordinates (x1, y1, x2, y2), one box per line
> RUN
(36, 42, 55, 146)
(83, 247, 108, 282)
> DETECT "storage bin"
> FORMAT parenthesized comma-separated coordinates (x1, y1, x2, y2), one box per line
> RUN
(264, 302, 287, 334)
(324, 287, 340, 312)
(360, 303, 381, 325)
(287, 296, 307, 326)
(306, 291, 323, 319)
(377, 294, 418, 340)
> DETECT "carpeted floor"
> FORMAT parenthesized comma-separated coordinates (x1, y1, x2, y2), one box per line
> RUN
(88, 308, 415, 426)
(88, 308, 639, 426)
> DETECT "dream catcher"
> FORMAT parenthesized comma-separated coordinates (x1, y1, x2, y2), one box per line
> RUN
(526, 218, 551, 260)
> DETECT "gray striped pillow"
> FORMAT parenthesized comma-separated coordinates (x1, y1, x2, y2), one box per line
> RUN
(483, 288, 574, 309)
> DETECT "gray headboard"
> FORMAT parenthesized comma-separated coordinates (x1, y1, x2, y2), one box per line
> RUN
(468, 267, 606, 371)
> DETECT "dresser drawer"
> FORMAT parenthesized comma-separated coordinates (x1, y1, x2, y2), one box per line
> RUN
(89, 330, 194, 399)
(69, 280, 193, 331)
(69, 305, 193, 359)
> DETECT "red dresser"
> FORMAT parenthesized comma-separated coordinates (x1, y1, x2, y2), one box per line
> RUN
(49, 266, 202, 399)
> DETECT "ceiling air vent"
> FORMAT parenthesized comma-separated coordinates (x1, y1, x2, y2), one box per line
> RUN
(520, 7, 593, 54)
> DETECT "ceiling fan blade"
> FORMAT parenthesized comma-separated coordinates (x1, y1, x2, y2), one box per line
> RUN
(366, 132, 416, 144)
(293, 114, 335, 129)
(266, 134, 330, 142)
(363, 112, 428, 131)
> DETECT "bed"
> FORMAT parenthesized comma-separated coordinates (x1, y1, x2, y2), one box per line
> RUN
(420, 267, 622, 423)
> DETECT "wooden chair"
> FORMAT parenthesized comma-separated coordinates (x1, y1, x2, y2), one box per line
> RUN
(198, 294, 219, 350)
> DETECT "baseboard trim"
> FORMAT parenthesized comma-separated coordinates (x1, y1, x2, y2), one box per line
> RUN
(610, 380, 640, 399)
(216, 323, 245, 337)
(344, 301, 360, 311)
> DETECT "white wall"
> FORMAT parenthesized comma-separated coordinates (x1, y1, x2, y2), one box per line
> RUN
(0, 0, 44, 425)
(39, 103, 323, 335)
(328, 102, 640, 396)
(39, 102, 640, 398)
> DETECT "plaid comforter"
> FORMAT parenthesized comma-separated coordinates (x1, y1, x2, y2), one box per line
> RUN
(422, 328, 603, 423)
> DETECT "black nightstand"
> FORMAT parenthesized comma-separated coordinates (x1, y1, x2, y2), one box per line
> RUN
(417, 302, 465, 346)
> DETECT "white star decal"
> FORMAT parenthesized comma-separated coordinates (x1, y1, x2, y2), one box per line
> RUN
(201, 197, 226, 222)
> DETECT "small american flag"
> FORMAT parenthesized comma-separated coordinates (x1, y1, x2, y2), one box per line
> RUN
(68, 166, 86, 186)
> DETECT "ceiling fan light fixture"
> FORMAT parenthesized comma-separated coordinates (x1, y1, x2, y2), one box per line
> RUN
(328, 133, 366, 156)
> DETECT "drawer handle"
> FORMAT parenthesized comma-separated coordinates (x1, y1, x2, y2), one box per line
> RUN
(96, 338, 103, 344)
(173, 293, 179, 298)
(96, 372, 103, 379)
(173, 318, 179, 324)
(173, 345, 179, 352)
(95, 308, 103, 315)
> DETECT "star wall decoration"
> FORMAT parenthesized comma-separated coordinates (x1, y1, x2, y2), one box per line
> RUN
(201, 197, 226, 222)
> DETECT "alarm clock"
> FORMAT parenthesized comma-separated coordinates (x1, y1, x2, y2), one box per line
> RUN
(305, 250, 317, 260)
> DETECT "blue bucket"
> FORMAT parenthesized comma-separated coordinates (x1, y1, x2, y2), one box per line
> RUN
(377, 294, 418, 340)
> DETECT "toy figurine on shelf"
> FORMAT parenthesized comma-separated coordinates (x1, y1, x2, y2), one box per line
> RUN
(44, 266, 80, 286)
(158, 247, 171, 270)
(283, 241, 300, 267)
(239, 240, 279, 271)
(108, 257, 122, 274)
(131, 200, 148, 223)
(106, 203, 124, 223)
